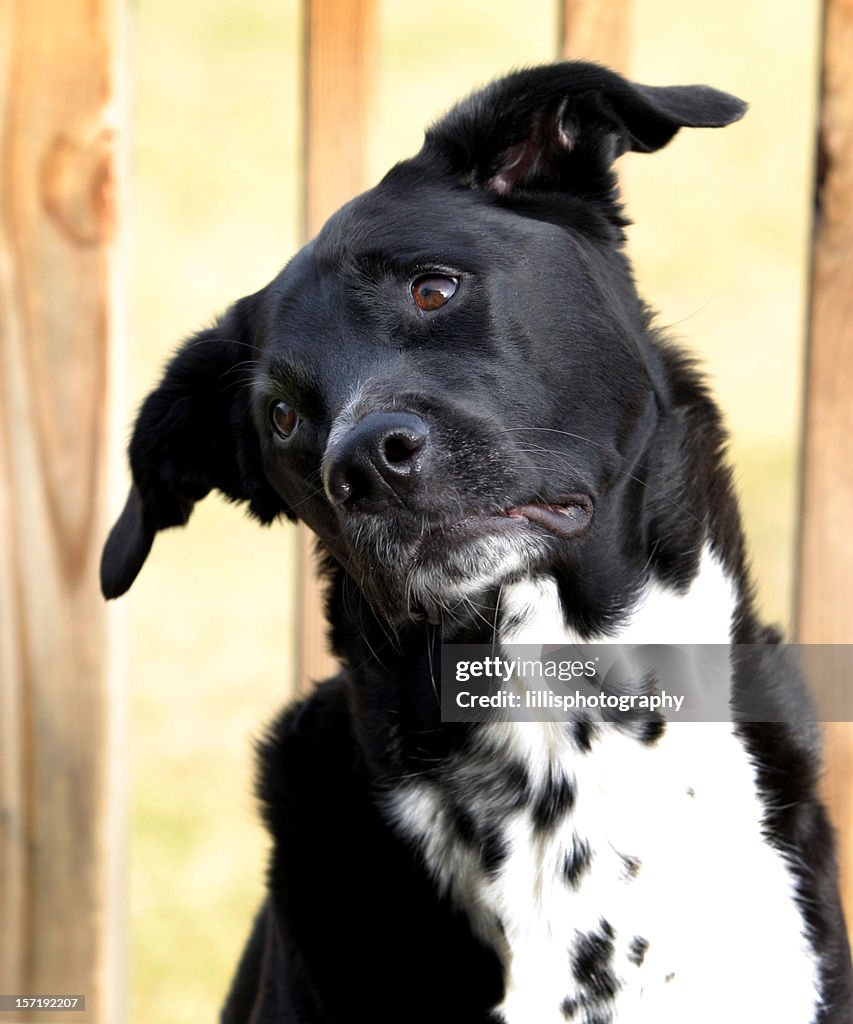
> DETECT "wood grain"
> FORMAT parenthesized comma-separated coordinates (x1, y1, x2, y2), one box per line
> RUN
(797, 0, 853, 931)
(0, 1, 125, 1020)
(298, 0, 378, 692)
(558, 0, 632, 71)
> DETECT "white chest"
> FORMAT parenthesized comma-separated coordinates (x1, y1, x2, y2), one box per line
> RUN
(388, 557, 820, 1023)
(391, 719, 819, 1024)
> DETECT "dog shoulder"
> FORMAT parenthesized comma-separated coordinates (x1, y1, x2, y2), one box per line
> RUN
(255, 675, 359, 828)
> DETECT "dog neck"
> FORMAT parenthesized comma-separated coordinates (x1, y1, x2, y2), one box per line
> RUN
(333, 532, 745, 787)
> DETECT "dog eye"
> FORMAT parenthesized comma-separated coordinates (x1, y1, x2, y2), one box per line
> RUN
(411, 274, 458, 312)
(270, 400, 299, 439)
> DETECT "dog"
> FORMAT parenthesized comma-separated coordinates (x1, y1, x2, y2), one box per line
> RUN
(101, 62, 853, 1023)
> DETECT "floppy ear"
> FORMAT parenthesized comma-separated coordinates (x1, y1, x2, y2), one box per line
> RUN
(424, 61, 746, 197)
(101, 293, 285, 599)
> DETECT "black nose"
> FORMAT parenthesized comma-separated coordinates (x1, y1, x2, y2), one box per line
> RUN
(323, 412, 429, 509)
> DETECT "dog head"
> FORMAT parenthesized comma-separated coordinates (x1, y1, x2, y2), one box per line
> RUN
(102, 62, 746, 631)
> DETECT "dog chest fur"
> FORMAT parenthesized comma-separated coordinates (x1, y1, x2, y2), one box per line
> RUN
(389, 551, 820, 1023)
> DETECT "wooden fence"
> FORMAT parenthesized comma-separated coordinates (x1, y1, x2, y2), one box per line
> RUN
(0, 2, 126, 1021)
(1, 0, 850, 1019)
(797, 0, 853, 927)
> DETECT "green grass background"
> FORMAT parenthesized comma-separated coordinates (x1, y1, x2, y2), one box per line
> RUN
(127, 2, 818, 1019)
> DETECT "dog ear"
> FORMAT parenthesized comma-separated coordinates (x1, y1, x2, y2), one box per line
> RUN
(424, 61, 746, 197)
(100, 293, 285, 599)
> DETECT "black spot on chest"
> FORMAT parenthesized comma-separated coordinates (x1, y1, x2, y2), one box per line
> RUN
(434, 749, 529, 875)
(446, 801, 508, 874)
(532, 771, 575, 833)
(628, 935, 649, 966)
(480, 823, 508, 874)
(448, 801, 479, 845)
(636, 714, 666, 745)
(571, 919, 619, 1001)
(444, 752, 531, 812)
(573, 720, 595, 752)
(562, 835, 592, 889)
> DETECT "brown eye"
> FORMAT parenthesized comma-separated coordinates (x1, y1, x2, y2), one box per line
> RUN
(411, 274, 458, 312)
(270, 400, 298, 439)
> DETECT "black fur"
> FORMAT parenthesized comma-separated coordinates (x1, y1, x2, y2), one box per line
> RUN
(102, 61, 853, 1022)
(562, 836, 593, 890)
(627, 936, 649, 968)
(571, 919, 619, 1000)
(532, 771, 576, 834)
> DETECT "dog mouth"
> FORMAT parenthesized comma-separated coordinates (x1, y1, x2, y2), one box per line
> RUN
(335, 495, 595, 623)
(503, 497, 594, 538)
(415, 495, 594, 562)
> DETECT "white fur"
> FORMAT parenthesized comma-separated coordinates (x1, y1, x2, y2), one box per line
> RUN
(407, 529, 547, 610)
(390, 547, 820, 1024)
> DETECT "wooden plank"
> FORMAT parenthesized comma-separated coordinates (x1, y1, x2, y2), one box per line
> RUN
(0, 1, 126, 1021)
(797, 0, 853, 928)
(558, 0, 632, 71)
(298, 0, 378, 691)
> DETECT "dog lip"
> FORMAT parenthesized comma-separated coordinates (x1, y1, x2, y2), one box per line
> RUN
(503, 497, 593, 539)
(414, 496, 593, 562)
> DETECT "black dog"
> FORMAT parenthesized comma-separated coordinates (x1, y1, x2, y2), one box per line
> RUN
(102, 63, 853, 1023)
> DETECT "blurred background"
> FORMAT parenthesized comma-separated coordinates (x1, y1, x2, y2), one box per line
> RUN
(125, 0, 820, 1020)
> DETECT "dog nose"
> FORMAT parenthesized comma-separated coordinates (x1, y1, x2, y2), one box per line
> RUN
(323, 412, 429, 508)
